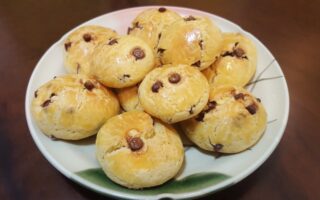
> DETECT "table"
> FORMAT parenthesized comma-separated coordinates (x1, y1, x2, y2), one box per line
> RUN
(1, 0, 319, 199)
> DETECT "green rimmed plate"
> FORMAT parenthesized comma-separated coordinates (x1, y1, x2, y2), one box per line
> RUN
(25, 6, 289, 200)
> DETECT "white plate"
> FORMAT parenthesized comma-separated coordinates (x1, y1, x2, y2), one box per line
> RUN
(25, 6, 289, 200)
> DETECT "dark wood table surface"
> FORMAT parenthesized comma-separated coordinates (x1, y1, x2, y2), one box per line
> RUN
(1, 0, 319, 199)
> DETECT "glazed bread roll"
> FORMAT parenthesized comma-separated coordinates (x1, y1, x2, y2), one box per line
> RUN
(31, 74, 120, 140)
(90, 35, 155, 88)
(202, 33, 257, 88)
(128, 7, 182, 66)
(64, 25, 117, 74)
(138, 64, 209, 123)
(128, 7, 181, 50)
(181, 85, 267, 153)
(158, 16, 223, 70)
(96, 111, 184, 189)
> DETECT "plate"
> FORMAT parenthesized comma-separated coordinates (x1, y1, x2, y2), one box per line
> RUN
(25, 6, 289, 200)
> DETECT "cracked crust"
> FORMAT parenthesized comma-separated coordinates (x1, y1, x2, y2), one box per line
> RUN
(158, 16, 223, 70)
(31, 74, 120, 140)
(64, 25, 118, 75)
(89, 35, 155, 88)
(202, 33, 257, 88)
(180, 85, 267, 153)
(138, 64, 209, 123)
(96, 111, 184, 189)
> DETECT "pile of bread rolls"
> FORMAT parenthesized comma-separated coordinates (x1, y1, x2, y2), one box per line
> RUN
(31, 7, 267, 189)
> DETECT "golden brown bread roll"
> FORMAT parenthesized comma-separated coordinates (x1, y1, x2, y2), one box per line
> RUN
(202, 33, 257, 89)
(158, 16, 223, 70)
(90, 35, 155, 88)
(31, 74, 120, 140)
(180, 85, 267, 153)
(138, 64, 209, 123)
(64, 25, 117, 74)
(96, 111, 184, 188)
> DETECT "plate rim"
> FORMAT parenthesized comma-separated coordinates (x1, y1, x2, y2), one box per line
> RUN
(25, 5, 290, 200)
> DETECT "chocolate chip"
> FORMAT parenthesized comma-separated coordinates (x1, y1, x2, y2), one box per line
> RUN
(84, 80, 94, 91)
(151, 81, 163, 93)
(207, 101, 217, 111)
(108, 38, 118, 45)
(184, 16, 196, 21)
(83, 33, 92, 42)
(256, 98, 261, 102)
(221, 47, 247, 59)
(132, 47, 145, 60)
(53, 76, 57, 79)
(120, 74, 130, 82)
(195, 111, 205, 122)
(50, 93, 56, 98)
(76, 63, 81, 74)
(127, 22, 143, 34)
(195, 101, 217, 120)
(158, 7, 166, 12)
(157, 48, 165, 54)
(191, 60, 201, 67)
(168, 73, 181, 83)
(41, 99, 51, 107)
(213, 143, 223, 152)
(34, 90, 38, 98)
(134, 22, 142, 29)
(50, 135, 58, 140)
(127, 27, 134, 34)
(158, 33, 162, 39)
(234, 42, 239, 47)
(246, 103, 257, 115)
(199, 40, 203, 50)
(189, 105, 195, 114)
(221, 51, 234, 57)
(234, 93, 244, 100)
(234, 48, 245, 57)
(127, 137, 144, 151)
(213, 56, 219, 63)
(64, 42, 71, 51)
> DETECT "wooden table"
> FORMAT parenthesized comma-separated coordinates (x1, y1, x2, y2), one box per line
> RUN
(1, 0, 319, 199)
